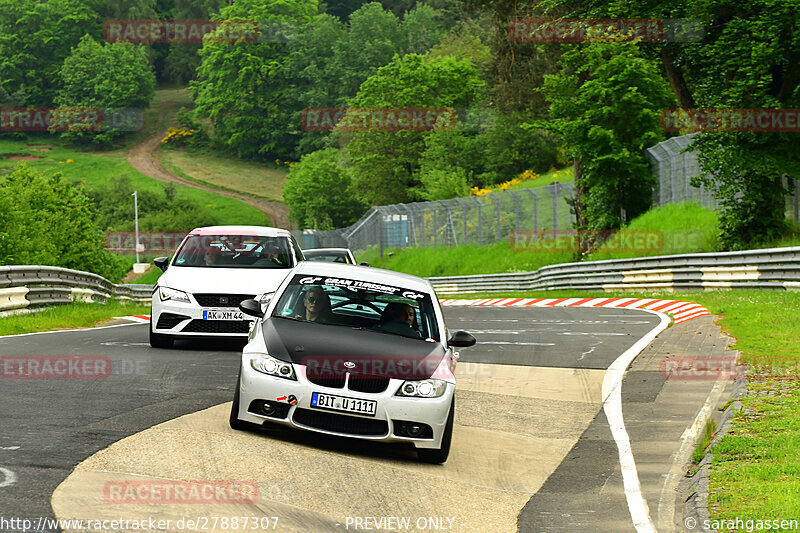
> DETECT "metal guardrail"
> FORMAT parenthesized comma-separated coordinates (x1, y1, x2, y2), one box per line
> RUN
(428, 246, 800, 295)
(1, 245, 798, 314)
(0, 266, 153, 313)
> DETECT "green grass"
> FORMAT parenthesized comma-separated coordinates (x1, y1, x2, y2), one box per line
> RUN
(126, 87, 194, 145)
(482, 165, 575, 193)
(358, 203, 721, 275)
(0, 139, 269, 226)
(692, 418, 718, 464)
(589, 202, 720, 260)
(0, 301, 149, 336)
(131, 267, 163, 285)
(160, 146, 288, 202)
(358, 241, 576, 277)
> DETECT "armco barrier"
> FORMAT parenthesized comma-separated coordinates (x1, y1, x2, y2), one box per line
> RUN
(0, 266, 153, 313)
(428, 246, 800, 294)
(0, 246, 798, 314)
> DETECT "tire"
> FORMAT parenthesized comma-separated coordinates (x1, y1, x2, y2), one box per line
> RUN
(149, 326, 174, 349)
(417, 398, 454, 464)
(229, 370, 260, 431)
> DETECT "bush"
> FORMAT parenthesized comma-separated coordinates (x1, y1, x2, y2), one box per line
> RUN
(81, 174, 217, 232)
(56, 35, 156, 146)
(283, 149, 366, 229)
(476, 113, 559, 186)
(0, 164, 129, 281)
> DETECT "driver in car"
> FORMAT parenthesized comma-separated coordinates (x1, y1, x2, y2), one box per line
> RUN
(295, 286, 333, 323)
(253, 243, 285, 267)
(376, 302, 422, 339)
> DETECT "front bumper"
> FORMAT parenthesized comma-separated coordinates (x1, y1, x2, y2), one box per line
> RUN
(151, 294, 256, 338)
(235, 359, 454, 449)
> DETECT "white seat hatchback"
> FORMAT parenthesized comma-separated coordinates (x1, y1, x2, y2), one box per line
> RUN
(149, 226, 305, 348)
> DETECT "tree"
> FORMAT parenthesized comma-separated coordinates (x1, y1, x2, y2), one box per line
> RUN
(56, 35, 156, 146)
(345, 53, 484, 205)
(0, 0, 101, 106)
(283, 149, 366, 229)
(683, 0, 800, 248)
(540, 41, 675, 233)
(0, 165, 127, 281)
(192, 0, 318, 159)
(542, 0, 800, 248)
(284, 2, 451, 157)
(160, 0, 230, 83)
(322, 0, 370, 20)
(402, 4, 446, 54)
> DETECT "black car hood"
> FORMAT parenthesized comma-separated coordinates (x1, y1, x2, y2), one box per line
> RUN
(262, 317, 447, 380)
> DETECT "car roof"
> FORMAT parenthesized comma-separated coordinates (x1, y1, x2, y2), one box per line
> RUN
(302, 248, 350, 254)
(293, 262, 432, 292)
(188, 226, 292, 237)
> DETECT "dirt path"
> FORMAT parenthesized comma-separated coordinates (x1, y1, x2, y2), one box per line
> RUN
(126, 131, 291, 229)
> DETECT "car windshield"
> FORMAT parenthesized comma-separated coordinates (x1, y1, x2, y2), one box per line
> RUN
(304, 251, 350, 263)
(172, 234, 293, 269)
(271, 274, 440, 342)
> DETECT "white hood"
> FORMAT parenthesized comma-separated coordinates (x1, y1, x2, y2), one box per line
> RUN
(158, 266, 291, 296)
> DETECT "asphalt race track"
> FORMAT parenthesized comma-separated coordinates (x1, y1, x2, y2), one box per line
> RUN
(0, 306, 732, 533)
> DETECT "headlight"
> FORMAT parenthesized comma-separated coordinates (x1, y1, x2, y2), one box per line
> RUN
(257, 292, 275, 313)
(258, 292, 275, 304)
(250, 354, 296, 380)
(159, 286, 190, 303)
(396, 379, 447, 398)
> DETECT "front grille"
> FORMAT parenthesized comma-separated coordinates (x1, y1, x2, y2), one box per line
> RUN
(293, 408, 388, 436)
(348, 375, 390, 394)
(182, 320, 251, 334)
(193, 293, 254, 307)
(156, 312, 190, 330)
(306, 373, 346, 389)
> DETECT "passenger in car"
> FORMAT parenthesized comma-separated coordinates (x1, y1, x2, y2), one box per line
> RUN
(296, 286, 334, 323)
(376, 302, 422, 339)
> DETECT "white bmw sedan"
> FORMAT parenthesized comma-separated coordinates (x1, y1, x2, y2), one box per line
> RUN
(149, 226, 305, 348)
(229, 262, 476, 463)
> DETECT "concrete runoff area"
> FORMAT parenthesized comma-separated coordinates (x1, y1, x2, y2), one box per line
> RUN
(0, 306, 735, 532)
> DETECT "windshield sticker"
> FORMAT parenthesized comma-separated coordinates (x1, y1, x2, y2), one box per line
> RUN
(292, 275, 426, 299)
(176, 259, 185, 264)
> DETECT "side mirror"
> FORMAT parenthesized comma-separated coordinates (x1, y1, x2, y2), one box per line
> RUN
(239, 299, 264, 318)
(448, 331, 476, 348)
(359, 262, 370, 266)
(154, 256, 169, 272)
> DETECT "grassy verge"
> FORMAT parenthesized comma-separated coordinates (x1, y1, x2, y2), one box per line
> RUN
(358, 203, 721, 275)
(160, 146, 288, 202)
(0, 301, 150, 336)
(358, 241, 575, 277)
(0, 139, 269, 226)
(478, 165, 575, 194)
(357, 203, 800, 276)
(131, 267, 163, 285)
